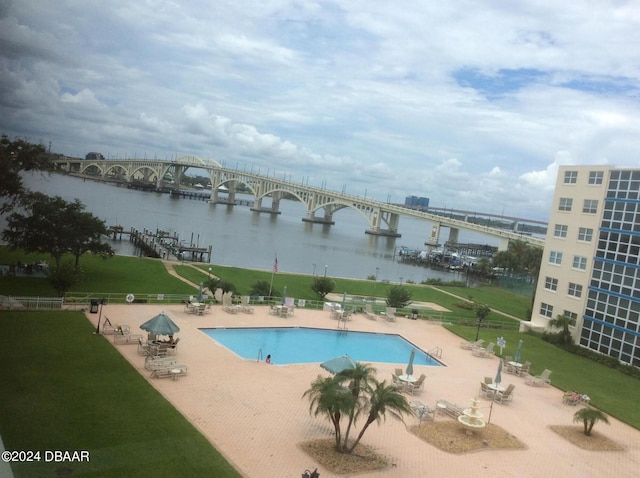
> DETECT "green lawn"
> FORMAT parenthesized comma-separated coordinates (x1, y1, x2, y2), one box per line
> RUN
(0, 312, 241, 478)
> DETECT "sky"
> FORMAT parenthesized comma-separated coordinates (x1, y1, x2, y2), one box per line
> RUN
(1, 1, 639, 221)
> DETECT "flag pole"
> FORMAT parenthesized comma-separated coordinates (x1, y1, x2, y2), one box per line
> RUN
(268, 255, 277, 298)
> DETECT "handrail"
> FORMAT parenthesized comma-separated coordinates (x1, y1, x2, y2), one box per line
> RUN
(257, 347, 263, 362)
(428, 347, 443, 358)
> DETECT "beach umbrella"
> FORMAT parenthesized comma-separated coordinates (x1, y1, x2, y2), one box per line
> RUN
(495, 359, 503, 385)
(514, 339, 523, 363)
(320, 354, 357, 374)
(139, 312, 180, 336)
(406, 348, 416, 377)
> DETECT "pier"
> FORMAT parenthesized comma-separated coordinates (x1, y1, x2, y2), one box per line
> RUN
(108, 227, 212, 263)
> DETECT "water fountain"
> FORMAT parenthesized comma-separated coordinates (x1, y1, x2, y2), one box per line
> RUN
(457, 398, 486, 433)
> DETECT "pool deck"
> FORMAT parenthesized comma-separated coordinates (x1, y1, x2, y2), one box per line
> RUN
(90, 303, 640, 478)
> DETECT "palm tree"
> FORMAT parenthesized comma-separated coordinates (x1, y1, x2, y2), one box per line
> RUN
(549, 313, 576, 344)
(573, 406, 609, 436)
(302, 375, 355, 449)
(336, 363, 377, 451)
(346, 379, 412, 453)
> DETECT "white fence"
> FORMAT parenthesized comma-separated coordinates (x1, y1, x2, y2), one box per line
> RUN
(0, 296, 64, 310)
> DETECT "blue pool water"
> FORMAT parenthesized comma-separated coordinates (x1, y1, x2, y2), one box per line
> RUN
(201, 327, 443, 366)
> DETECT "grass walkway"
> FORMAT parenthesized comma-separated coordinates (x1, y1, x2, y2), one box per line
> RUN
(0, 312, 241, 478)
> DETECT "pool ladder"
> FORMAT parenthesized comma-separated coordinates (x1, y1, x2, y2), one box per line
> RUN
(337, 316, 348, 331)
(428, 346, 442, 358)
(257, 347, 263, 362)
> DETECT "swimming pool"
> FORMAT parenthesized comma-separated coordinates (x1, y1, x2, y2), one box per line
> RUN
(201, 327, 443, 366)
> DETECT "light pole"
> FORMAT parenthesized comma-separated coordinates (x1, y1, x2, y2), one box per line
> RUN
(313, 263, 316, 276)
(324, 265, 328, 277)
(94, 298, 106, 334)
(475, 316, 484, 341)
(208, 267, 211, 279)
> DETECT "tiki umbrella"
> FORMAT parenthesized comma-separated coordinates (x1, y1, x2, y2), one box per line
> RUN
(514, 339, 523, 363)
(320, 354, 357, 375)
(495, 359, 503, 385)
(406, 348, 416, 377)
(139, 312, 180, 337)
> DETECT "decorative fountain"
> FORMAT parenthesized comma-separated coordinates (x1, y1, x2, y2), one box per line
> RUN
(457, 398, 486, 434)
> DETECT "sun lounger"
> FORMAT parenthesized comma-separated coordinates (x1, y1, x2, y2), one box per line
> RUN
(114, 333, 142, 344)
(460, 339, 484, 350)
(471, 342, 495, 357)
(364, 304, 377, 320)
(150, 364, 188, 379)
(145, 356, 179, 371)
(525, 369, 552, 386)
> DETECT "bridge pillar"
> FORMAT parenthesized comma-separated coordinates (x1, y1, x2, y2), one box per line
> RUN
(250, 194, 282, 215)
(365, 210, 401, 237)
(448, 227, 459, 243)
(498, 238, 510, 251)
(301, 207, 335, 225)
(424, 222, 442, 249)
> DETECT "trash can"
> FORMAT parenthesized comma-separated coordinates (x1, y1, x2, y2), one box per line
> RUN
(411, 309, 419, 320)
(90, 299, 99, 313)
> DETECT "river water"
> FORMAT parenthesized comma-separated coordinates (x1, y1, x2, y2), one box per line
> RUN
(20, 172, 501, 283)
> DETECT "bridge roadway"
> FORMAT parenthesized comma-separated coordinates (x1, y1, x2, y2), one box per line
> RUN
(53, 156, 545, 251)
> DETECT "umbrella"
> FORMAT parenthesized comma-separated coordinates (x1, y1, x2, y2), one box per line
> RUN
(495, 359, 503, 385)
(197, 282, 206, 302)
(514, 339, 523, 363)
(341, 292, 347, 310)
(406, 348, 415, 377)
(320, 354, 357, 374)
(140, 312, 180, 336)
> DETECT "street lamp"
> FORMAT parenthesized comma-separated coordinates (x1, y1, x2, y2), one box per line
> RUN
(94, 298, 106, 334)
(324, 265, 328, 277)
(208, 267, 212, 279)
(375, 267, 379, 281)
(313, 263, 316, 276)
(475, 316, 484, 341)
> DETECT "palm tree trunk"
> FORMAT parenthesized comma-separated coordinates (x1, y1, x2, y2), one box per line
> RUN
(346, 417, 375, 453)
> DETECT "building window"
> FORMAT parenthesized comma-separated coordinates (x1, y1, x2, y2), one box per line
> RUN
(572, 256, 587, 270)
(540, 303, 554, 318)
(554, 224, 568, 238)
(544, 276, 558, 291)
(549, 251, 563, 265)
(578, 227, 593, 242)
(563, 310, 578, 321)
(568, 283, 583, 298)
(583, 199, 598, 214)
(588, 171, 603, 185)
(564, 171, 578, 184)
(559, 198, 573, 211)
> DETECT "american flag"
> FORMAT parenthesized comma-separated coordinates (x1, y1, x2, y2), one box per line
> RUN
(273, 256, 278, 273)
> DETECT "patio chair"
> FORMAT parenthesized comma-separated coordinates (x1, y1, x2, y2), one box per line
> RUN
(166, 337, 180, 355)
(391, 374, 405, 392)
(411, 400, 436, 423)
(385, 307, 396, 322)
(494, 384, 515, 404)
(484, 376, 493, 384)
(472, 341, 495, 357)
(137, 338, 151, 356)
(407, 374, 426, 395)
(460, 339, 484, 350)
(279, 306, 289, 318)
(479, 381, 495, 399)
(525, 369, 552, 386)
(364, 303, 377, 320)
(517, 361, 531, 376)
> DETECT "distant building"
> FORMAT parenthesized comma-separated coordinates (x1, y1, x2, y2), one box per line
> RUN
(532, 165, 640, 366)
(85, 152, 105, 160)
(405, 196, 429, 208)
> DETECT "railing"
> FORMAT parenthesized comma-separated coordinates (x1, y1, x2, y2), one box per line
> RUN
(0, 296, 64, 310)
(428, 346, 443, 358)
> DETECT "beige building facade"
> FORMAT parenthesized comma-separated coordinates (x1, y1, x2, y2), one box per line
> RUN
(532, 166, 640, 366)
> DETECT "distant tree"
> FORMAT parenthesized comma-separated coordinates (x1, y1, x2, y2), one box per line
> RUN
(0, 135, 51, 212)
(311, 276, 334, 300)
(2, 192, 114, 269)
(548, 313, 576, 345)
(249, 280, 272, 297)
(573, 407, 609, 436)
(48, 262, 82, 296)
(386, 285, 412, 308)
(473, 302, 491, 321)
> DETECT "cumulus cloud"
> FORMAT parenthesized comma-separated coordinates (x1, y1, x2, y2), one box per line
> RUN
(1, 0, 639, 222)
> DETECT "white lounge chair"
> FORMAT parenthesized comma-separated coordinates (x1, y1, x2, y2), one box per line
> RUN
(525, 369, 552, 386)
(472, 342, 495, 358)
(460, 339, 484, 350)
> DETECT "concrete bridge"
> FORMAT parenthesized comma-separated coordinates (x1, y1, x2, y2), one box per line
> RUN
(53, 155, 545, 251)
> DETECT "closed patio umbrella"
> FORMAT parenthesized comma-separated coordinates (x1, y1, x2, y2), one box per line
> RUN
(140, 312, 180, 336)
(514, 339, 523, 363)
(406, 348, 415, 377)
(320, 354, 357, 375)
(495, 359, 503, 385)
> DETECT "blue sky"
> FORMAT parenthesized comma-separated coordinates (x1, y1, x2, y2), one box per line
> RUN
(1, 0, 639, 220)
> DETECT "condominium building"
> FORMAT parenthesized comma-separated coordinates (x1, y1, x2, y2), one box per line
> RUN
(532, 166, 640, 366)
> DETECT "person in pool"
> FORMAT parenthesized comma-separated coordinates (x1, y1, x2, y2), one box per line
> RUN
(265, 354, 271, 364)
